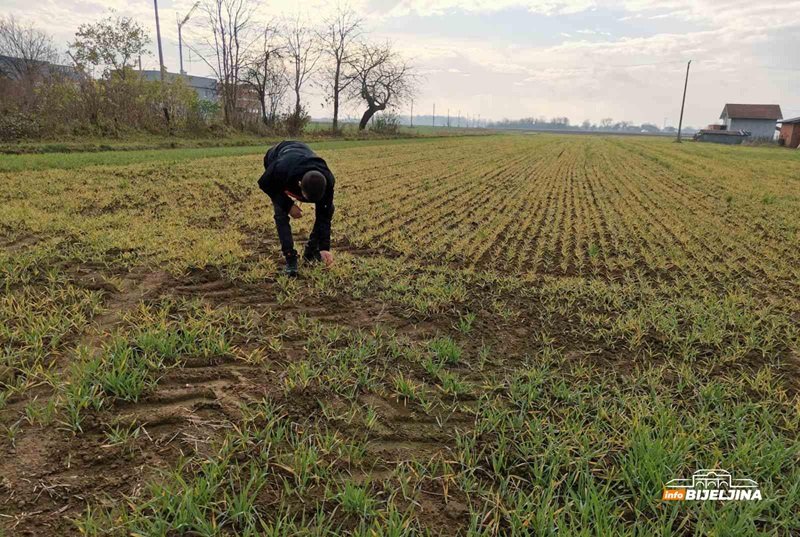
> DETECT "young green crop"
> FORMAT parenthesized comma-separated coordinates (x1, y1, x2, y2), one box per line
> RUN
(1, 134, 799, 536)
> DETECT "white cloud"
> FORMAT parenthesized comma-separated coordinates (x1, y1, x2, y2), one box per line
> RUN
(620, 0, 800, 29)
(575, 28, 611, 35)
(383, 0, 596, 17)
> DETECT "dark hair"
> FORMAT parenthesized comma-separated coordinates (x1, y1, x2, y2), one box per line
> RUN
(301, 170, 327, 202)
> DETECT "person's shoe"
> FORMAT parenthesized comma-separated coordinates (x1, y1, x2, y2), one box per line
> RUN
(284, 251, 299, 277)
(303, 246, 322, 263)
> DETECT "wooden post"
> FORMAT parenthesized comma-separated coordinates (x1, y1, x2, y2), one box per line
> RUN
(677, 60, 691, 143)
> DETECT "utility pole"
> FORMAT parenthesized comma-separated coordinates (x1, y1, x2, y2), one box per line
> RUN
(478, 114, 481, 128)
(676, 60, 691, 143)
(457, 110, 460, 128)
(447, 108, 450, 128)
(410, 100, 413, 127)
(433, 103, 435, 127)
(663, 117, 667, 130)
(177, 2, 199, 75)
(153, 0, 166, 81)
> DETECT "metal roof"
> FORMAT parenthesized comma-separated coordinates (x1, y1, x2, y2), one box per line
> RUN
(140, 70, 216, 90)
(779, 116, 800, 124)
(697, 129, 749, 136)
(720, 104, 782, 120)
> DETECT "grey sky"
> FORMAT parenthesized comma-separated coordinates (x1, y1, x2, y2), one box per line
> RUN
(4, 0, 799, 127)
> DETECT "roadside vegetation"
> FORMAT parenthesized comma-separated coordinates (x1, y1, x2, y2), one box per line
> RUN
(0, 2, 417, 143)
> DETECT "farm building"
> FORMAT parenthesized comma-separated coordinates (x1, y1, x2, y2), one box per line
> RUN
(694, 129, 750, 145)
(720, 103, 782, 140)
(778, 117, 800, 148)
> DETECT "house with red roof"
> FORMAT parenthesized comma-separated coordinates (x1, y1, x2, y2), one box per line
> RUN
(719, 104, 782, 140)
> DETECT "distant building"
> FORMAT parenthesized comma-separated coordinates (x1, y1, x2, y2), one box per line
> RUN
(719, 103, 782, 140)
(778, 117, 800, 149)
(0, 54, 77, 80)
(140, 70, 218, 102)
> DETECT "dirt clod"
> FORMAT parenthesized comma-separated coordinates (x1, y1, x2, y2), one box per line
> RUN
(444, 500, 469, 520)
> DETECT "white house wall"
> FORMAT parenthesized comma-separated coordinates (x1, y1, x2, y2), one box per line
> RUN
(729, 119, 778, 139)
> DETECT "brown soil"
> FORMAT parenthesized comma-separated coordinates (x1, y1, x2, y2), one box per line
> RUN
(3, 235, 793, 535)
(0, 239, 484, 535)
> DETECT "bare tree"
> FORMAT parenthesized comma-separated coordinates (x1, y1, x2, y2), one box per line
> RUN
(0, 15, 59, 82)
(283, 14, 320, 131)
(264, 60, 288, 127)
(316, 5, 363, 132)
(243, 23, 286, 128)
(197, 0, 257, 126)
(344, 41, 416, 130)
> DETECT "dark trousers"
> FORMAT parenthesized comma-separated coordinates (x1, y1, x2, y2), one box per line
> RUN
(272, 201, 325, 256)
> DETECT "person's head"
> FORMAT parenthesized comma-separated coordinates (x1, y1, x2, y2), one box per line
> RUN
(300, 170, 327, 202)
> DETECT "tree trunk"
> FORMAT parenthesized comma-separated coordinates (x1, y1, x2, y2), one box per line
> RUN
(333, 92, 339, 132)
(332, 62, 340, 132)
(260, 97, 268, 126)
(359, 106, 382, 130)
(358, 108, 378, 131)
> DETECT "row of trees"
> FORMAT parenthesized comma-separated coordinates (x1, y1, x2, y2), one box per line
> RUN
(201, 1, 416, 132)
(0, 2, 418, 139)
(488, 116, 682, 133)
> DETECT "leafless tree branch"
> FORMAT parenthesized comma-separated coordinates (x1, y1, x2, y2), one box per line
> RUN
(0, 15, 60, 82)
(282, 13, 321, 128)
(315, 4, 364, 131)
(344, 40, 418, 130)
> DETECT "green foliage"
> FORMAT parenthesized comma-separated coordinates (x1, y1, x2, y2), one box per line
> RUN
(0, 110, 42, 140)
(428, 336, 462, 364)
(283, 105, 311, 137)
(371, 112, 402, 134)
(333, 482, 376, 517)
(69, 12, 150, 74)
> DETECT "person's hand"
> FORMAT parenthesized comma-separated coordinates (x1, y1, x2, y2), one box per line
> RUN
(289, 204, 303, 219)
(320, 250, 334, 266)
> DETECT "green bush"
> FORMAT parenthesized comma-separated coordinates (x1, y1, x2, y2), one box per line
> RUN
(371, 112, 401, 134)
(0, 110, 42, 140)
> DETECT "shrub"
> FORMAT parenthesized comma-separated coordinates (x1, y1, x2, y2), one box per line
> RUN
(283, 106, 311, 136)
(371, 111, 401, 134)
(0, 110, 42, 140)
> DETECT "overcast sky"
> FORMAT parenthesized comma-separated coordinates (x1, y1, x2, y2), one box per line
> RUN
(5, 0, 800, 127)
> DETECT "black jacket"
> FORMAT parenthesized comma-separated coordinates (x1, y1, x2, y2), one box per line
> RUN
(258, 141, 335, 251)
